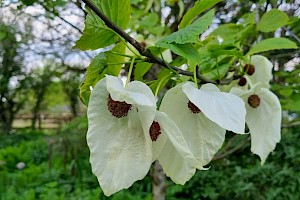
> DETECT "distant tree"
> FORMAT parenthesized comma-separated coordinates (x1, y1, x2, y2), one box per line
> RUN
(0, 24, 30, 134)
(30, 64, 61, 129)
(61, 71, 81, 118)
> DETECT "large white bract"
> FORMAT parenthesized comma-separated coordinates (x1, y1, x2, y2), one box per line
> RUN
(160, 82, 246, 167)
(87, 75, 156, 196)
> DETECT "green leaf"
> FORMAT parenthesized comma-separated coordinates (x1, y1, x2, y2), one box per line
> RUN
(283, 94, 300, 111)
(140, 13, 159, 29)
(134, 62, 153, 81)
(241, 12, 256, 25)
(74, 0, 131, 50)
(80, 43, 126, 105)
(247, 38, 298, 55)
(156, 43, 201, 64)
(284, 101, 300, 111)
(149, 69, 173, 95)
(157, 9, 214, 44)
(138, 13, 165, 35)
(279, 88, 293, 97)
(257, 9, 289, 33)
(80, 53, 107, 105)
(209, 23, 255, 45)
(179, 0, 221, 29)
(106, 43, 126, 75)
(0, 31, 6, 41)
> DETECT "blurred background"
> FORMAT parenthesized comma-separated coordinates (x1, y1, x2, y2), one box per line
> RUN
(0, 0, 299, 199)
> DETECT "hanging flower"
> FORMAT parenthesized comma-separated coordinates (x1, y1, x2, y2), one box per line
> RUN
(87, 75, 200, 195)
(220, 55, 273, 92)
(247, 55, 273, 88)
(160, 82, 246, 167)
(87, 75, 156, 196)
(230, 84, 281, 164)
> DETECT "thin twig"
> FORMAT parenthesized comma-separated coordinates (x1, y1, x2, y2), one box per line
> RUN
(40, 4, 83, 34)
(212, 137, 250, 161)
(283, 27, 300, 44)
(281, 121, 300, 128)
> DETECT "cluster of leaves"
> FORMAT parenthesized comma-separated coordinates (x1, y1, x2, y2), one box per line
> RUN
(273, 64, 300, 112)
(75, 0, 297, 105)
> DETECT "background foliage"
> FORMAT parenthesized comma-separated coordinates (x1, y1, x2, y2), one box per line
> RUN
(0, 120, 299, 199)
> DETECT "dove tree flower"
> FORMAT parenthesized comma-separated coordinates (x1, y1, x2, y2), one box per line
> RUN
(230, 84, 281, 164)
(247, 55, 273, 88)
(160, 82, 246, 167)
(235, 55, 273, 88)
(230, 55, 281, 164)
(87, 75, 200, 196)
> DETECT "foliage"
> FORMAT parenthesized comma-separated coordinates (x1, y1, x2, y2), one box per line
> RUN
(0, 118, 152, 200)
(0, 120, 300, 199)
(75, 0, 298, 105)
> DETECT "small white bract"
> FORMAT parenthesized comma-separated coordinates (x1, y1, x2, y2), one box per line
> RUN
(248, 55, 273, 88)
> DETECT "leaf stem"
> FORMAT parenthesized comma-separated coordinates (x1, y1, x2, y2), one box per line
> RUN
(125, 57, 136, 88)
(119, 37, 142, 58)
(154, 75, 170, 98)
(107, 60, 143, 66)
(193, 65, 198, 88)
(110, 51, 134, 58)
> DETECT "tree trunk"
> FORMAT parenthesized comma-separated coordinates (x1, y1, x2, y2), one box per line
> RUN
(32, 90, 44, 130)
(0, 106, 14, 134)
(152, 161, 166, 200)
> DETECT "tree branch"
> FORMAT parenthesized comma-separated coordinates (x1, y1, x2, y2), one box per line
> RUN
(40, 4, 83, 34)
(212, 136, 250, 161)
(81, 0, 228, 83)
(283, 26, 300, 44)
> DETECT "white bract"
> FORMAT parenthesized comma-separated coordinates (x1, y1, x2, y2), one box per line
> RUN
(87, 75, 156, 196)
(248, 55, 273, 88)
(87, 75, 200, 196)
(230, 84, 281, 164)
(220, 55, 273, 92)
(160, 82, 246, 167)
(152, 111, 202, 184)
